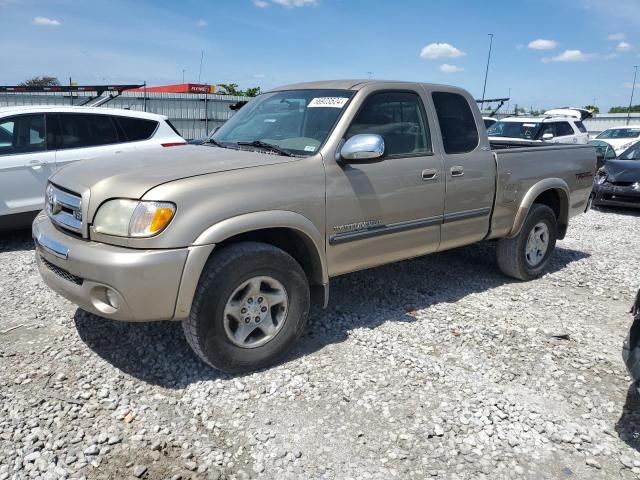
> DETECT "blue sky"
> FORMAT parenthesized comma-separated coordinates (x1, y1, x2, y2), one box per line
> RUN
(1, 0, 639, 111)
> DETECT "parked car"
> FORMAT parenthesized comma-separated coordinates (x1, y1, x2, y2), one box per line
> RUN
(592, 141, 640, 209)
(488, 109, 590, 147)
(623, 290, 640, 395)
(483, 117, 497, 129)
(588, 139, 617, 168)
(594, 126, 640, 155)
(0, 106, 185, 230)
(33, 80, 595, 373)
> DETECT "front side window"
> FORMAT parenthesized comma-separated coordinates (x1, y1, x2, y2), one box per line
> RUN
(213, 89, 355, 156)
(346, 91, 431, 156)
(432, 92, 479, 154)
(0, 114, 46, 155)
(57, 114, 119, 149)
(488, 121, 542, 140)
(555, 122, 574, 137)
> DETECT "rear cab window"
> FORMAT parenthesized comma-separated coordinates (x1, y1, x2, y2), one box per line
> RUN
(431, 92, 479, 154)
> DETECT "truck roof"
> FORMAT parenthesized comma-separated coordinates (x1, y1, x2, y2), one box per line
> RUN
(0, 105, 168, 120)
(270, 79, 459, 92)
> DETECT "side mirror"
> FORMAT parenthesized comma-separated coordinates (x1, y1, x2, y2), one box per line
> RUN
(339, 134, 385, 163)
(542, 133, 554, 141)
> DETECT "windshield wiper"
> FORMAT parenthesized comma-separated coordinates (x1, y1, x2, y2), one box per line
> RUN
(208, 138, 225, 147)
(237, 140, 294, 157)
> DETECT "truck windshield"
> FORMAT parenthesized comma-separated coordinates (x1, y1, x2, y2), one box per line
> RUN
(596, 128, 640, 139)
(619, 142, 640, 160)
(212, 89, 355, 156)
(487, 121, 542, 140)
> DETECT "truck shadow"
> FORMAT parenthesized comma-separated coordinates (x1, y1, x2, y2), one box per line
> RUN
(74, 242, 590, 388)
(0, 229, 34, 253)
(616, 384, 640, 452)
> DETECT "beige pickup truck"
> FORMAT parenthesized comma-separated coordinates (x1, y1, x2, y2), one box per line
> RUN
(33, 80, 596, 373)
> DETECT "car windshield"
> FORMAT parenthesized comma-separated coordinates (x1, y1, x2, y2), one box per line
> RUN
(212, 89, 355, 156)
(596, 128, 640, 139)
(487, 121, 542, 140)
(619, 141, 640, 160)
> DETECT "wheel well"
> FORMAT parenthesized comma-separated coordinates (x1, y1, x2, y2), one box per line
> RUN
(215, 228, 324, 287)
(533, 188, 568, 239)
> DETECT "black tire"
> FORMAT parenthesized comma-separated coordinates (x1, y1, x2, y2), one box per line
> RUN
(496, 203, 558, 281)
(183, 241, 310, 373)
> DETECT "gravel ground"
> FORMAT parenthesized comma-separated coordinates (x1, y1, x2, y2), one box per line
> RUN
(1, 207, 640, 480)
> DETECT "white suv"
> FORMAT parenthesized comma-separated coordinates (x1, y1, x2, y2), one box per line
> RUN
(487, 109, 590, 146)
(0, 106, 185, 230)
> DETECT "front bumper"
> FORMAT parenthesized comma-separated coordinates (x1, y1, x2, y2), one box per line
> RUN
(33, 213, 211, 322)
(592, 183, 640, 209)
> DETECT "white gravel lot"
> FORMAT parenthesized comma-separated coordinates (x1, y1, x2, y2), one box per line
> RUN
(1, 207, 639, 480)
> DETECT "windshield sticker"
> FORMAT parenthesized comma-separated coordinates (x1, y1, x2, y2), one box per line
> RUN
(523, 123, 537, 127)
(304, 145, 316, 152)
(264, 119, 277, 123)
(308, 97, 349, 108)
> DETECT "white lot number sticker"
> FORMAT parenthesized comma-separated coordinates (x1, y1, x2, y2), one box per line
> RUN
(308, 97, 349, 108)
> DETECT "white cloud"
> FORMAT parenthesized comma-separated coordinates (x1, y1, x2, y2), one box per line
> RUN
(32, 17, 61, 27)
(617, 41, 632, 51)
(527, 39, 558, 50)
(420, 43, 466, 59)
(608, 33, 626, 41)
(623, 82, 636, 88)
(439, 64, 464, 73)
(252, 0, 270, 6)
(196, 19, 208, 27)
(270, 0, 318, 6)
(0, 0, 16, 6)
(542, 49, 591, 63)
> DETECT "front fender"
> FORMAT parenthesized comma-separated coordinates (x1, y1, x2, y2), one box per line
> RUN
(507, 178, 570, 239)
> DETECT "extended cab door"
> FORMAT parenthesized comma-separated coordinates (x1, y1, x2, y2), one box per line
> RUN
(325, 88, 445, 276)
(429, 90, 496, 250)
(0, 113, 56, 217)
(52, 113, 136, 169)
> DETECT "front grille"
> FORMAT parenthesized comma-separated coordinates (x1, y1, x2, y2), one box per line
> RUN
(46, 184, 83, 235)
(41, 256, 84, 285)
(610, 181, 634, 187)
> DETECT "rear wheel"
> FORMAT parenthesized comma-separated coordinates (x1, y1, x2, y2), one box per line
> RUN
(496, 203, 558, 281)
(183, 241, 310, 373)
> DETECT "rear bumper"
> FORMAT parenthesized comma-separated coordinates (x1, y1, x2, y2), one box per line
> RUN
(592, 184, 640, 209)
(33, 213, 213, 322)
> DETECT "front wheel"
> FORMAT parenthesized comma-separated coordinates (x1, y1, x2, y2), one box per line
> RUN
(183, 241, 310, 373)
(496, 203, 558, 281)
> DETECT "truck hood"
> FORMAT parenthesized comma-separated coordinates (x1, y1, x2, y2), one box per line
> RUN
(50, 145, 296, 203)
(601, 159, 640, 183)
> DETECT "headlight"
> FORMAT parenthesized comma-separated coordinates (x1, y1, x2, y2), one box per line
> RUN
(596, 174, 607, 185)
(93, 199, 175, 237)
(632, 182, 640, 191)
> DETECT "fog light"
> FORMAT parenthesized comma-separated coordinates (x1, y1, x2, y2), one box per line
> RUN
(105, 288, 120, 309)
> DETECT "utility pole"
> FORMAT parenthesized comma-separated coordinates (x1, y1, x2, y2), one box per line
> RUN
(627, 65, 638, 125)
(182, 69, 186, 84)
(481, 33, 494, 109)
(366, 71, 373, 79)
(198, 51, 204, 83)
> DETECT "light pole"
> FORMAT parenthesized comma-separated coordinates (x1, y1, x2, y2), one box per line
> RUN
(627, 65, 638, 125)
(481, 33, 494, 109)
(182, 69, 186, 84)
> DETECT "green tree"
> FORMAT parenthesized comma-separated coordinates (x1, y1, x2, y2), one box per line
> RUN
(243, 87, 261, 97)
(217, 83, 261, 97)
(609, 105, 640, 113)
(18, 76, 61, 87)
(584, 105, 599, 114)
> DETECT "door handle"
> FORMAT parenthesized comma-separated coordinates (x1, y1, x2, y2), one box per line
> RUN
(28, 159, 44, 170)
(450, 166, 464, 177)
(421, 169, 438, 181)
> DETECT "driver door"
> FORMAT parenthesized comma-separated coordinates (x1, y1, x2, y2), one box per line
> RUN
(325, 89, 445, 276)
